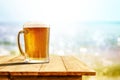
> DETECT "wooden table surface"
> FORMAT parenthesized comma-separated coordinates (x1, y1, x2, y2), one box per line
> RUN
(0, 55, 95, 80)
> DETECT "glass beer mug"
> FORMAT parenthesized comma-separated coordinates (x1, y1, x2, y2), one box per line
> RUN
(17, 22, 50, 63)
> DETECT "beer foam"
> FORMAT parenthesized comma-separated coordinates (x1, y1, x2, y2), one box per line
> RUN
(23, 22, 50, 28)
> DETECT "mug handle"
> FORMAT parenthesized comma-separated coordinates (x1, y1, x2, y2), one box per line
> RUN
(17, 30, 26, 57)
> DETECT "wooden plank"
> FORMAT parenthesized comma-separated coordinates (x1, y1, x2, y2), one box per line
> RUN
(0, 55, 20, 77)
(0, 76, 9, 80)
(62, 56, 96, 76)
(0, 55, 19, 64)
(0, 56, 42, 76)
(40, 55, 66, 71)
(11, 76, 82, 80)
(39, 55, 67, 76)
(0, 55, 95, 80)
(2, 64, 41, 76)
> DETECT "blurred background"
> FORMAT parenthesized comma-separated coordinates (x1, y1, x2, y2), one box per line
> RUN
(0, 0, 120, 80)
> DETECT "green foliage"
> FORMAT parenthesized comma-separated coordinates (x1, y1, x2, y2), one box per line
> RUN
(103, 64, 120, 77)
(95, 64, 120, 77)
(0, 41, 12, 45)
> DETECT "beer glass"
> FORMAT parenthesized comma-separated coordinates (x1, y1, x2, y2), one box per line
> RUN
(17, 23, 50, 63)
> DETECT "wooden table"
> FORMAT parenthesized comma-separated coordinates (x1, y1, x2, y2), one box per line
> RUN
(0, 55, 95, 80)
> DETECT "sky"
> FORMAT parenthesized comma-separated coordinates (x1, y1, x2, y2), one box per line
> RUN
(0, 0, 120, 24)
(0, 0, 120, 56)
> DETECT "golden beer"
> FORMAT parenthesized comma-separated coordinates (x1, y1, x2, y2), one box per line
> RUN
(18, 23, 50, 63)
(24, 27, 49, 60)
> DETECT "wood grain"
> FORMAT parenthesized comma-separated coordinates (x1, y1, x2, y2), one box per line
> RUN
(0, 76, 9, 80)
(40, 55, 66, 71)
(61, 56, 96, 76)
(0, 55, 18, 64)
(0, 55, 41, 76)
(11, 76, 82, 80)
(0, 55, 95, 80)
